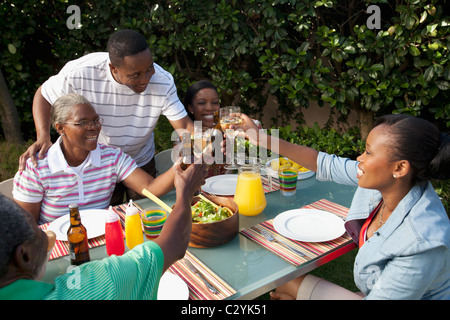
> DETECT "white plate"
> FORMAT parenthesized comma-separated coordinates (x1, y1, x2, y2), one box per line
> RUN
(265, 159, 315, 180)
(157, 272, 189, 300)
(47, 209, 107, 241)
(201, 174, 238, 195)
(273, 209, 345, 242)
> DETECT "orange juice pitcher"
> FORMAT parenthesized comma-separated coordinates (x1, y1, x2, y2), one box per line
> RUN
(234, 160, 267, 216)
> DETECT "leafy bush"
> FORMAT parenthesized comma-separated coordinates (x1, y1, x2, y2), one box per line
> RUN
(432, 180, 450, 215)
(0, 139, 33, 181)
(1, 0, 449, 141)
(153, 116, 175, 152)
(1, 0, 448, 210)
(275, 123, 365, 159)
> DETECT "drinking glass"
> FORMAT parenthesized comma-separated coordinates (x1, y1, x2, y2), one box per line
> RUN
(278, 168, 298, 197)
(219, 106, 242, 170)
(141, 206, 167, 239)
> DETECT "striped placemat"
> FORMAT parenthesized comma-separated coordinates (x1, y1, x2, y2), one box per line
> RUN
(39, 205, 128, 260)
(118, 203, 236, 299)
(40, 224, 108, 260)
(240, 199, 354, 266)
(40, 203, 236, 300)
(168, 251, 236, 300)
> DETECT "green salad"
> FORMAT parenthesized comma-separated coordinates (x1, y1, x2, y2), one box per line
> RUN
(191, 199, 232, 223)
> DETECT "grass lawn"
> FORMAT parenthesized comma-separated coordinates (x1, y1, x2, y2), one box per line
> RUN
(257, 248, 358, 299)
(310, 248, 358, 291)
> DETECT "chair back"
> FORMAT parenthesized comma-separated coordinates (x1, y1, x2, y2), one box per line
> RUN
(155, 149, 174, 176)
(0, 178, 14, 199)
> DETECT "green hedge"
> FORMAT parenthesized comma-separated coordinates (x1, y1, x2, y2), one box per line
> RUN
(2, 0, 449, 211)
(1, 0, 449, 141)
(275, 123, 365, 159)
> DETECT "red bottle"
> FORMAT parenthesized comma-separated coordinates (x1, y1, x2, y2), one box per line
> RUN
(105, 206, 125, 256)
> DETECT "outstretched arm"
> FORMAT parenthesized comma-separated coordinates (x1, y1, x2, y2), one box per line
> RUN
(153, 163, 208, 273)
(123, 164, 176, 199)
(235, 113, 319, 172)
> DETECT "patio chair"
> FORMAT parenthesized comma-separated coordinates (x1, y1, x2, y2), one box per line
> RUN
(155, 149, 174, 176)
(0, 178, 14, 199)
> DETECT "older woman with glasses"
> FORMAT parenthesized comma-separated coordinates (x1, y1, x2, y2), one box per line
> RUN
(12, 94, 192, 225)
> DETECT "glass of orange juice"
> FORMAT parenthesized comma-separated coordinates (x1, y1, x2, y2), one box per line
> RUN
(234, 158, 267, 216)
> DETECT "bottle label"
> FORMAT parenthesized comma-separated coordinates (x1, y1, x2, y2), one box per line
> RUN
(68, 236, 90, 265)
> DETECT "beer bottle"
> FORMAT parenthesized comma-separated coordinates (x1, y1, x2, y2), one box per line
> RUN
(67, 203, 90, 265)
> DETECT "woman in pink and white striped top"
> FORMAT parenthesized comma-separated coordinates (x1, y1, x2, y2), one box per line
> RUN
(13, 94, 176, 224)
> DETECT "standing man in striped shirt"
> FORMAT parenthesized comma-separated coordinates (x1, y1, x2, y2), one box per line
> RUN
(19, 29, 193, 205)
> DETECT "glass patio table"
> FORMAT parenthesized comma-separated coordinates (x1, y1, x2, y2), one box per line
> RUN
(41, 176, 357, 300)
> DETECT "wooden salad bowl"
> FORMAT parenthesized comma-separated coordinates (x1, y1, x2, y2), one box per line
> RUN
(188, 194, 239, 248)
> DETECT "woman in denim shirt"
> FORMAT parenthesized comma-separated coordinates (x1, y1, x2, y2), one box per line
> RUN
(236, 113, 449, 300)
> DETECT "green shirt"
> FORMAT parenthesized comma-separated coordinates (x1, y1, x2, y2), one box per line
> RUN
(0, 241, 164, 300)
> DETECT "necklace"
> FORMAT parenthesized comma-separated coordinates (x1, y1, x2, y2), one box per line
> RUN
(378, 202, 386, 228)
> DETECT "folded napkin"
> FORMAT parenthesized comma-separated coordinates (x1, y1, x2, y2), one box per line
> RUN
(168, 250, 236, 300)
(240, 199, 354, 266)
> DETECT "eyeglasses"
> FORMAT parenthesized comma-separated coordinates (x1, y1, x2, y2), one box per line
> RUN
(64, 118, 104, 129)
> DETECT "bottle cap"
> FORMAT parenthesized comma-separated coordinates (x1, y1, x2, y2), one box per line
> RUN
(69, 203, 78, 209)
(126, 200, 139, 216)
(106, 206, 119, 223)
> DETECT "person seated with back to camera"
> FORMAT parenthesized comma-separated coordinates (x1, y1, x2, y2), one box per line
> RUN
(0, 155, 207, 299)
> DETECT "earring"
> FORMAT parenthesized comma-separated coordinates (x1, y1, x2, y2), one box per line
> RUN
(60, 133, 65, 136)
(393, 174, 397, 178)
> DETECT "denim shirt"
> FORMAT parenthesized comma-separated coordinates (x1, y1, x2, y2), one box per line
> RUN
(316, 152, 450, 300)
